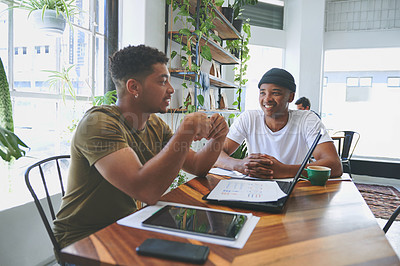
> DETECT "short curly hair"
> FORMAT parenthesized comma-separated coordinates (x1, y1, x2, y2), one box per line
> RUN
(109, 45, 169, 87)
(295, 97, 311, 108)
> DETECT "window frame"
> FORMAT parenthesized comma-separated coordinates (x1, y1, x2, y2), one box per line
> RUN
(0, 0, 109, 210)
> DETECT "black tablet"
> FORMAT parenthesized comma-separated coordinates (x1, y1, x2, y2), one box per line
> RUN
(142, 205, 247, 241)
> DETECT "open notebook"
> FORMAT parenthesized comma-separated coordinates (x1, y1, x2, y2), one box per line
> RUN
(203, 133, 322, 213)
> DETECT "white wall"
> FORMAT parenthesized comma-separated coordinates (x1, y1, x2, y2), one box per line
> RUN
(325, 30, 400, 50)
(120, 0, 165, 50)
(0, 196, 61, 266)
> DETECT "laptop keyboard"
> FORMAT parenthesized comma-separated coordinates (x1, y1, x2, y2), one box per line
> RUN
(277, 181, 292, 194)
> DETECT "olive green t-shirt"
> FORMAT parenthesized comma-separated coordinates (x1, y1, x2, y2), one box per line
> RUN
(53, 105, 173, 249)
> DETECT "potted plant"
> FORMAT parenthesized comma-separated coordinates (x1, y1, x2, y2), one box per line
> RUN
(0, 57, 28, 162)
(12, 0, 79, 35)
(224, 0, 258, 32)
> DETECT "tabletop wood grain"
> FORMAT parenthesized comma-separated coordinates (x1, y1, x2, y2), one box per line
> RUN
(60, 175, 400, 265)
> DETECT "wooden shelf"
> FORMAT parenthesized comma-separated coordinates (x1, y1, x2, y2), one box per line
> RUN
(169, 31, 239, 65)
(182, 0, 241, 40)
(212, 6, 242, 40)
(169, 69, 238, 88)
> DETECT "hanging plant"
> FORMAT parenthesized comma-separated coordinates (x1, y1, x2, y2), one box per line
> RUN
(225, 20, 251, 118)
(11, 0, 79, 35)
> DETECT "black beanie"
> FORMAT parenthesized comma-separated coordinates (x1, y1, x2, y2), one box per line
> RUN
(258, 68, 296, 92)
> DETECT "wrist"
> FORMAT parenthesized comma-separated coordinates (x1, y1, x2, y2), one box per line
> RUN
(180, 115, 196, 137)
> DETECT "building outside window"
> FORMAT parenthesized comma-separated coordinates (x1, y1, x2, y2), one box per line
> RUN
(321, 47, 400, 162)
(388, 77, 400, 87)
(0, 0, 106, 210)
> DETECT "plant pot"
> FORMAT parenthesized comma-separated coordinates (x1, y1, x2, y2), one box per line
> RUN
(30, 9, 66, 36)
(233, 19, 243, 33)
(221, 7, 234, 24)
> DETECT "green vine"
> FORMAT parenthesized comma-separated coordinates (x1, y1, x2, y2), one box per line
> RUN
(225, 20, 251, 119)
(167, 0, 223, 112)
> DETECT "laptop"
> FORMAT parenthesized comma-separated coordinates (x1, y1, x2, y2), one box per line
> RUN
(203, 133, 322, 213)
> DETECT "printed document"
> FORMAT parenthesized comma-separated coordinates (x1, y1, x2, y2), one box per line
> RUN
(208, 167, 259, 180)
(207, 179, 287, 202)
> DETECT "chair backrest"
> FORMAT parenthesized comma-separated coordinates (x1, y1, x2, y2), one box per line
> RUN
(334, 131, 360, 160)
(24, 155, 70, 254)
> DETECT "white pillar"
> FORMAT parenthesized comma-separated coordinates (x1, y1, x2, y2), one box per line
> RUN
(284, 0, 325, 113)
(120, 0, 165, 51)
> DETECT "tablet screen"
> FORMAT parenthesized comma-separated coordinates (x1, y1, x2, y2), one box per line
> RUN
(142, 205, 247, 241)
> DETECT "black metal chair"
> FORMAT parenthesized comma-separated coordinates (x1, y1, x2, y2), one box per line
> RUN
(333, 131, 360, 178)
(383, 205, 400, 233)
(24, 155, 70, 265)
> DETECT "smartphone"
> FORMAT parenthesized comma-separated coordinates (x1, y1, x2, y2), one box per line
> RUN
(136, 238, 210, 264)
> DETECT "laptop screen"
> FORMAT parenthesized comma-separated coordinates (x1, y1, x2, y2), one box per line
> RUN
(285, 132, 322, 196)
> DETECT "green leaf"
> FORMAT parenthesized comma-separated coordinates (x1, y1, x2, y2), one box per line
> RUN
(93, 90, 117, 106)
(232, 101, 238, 106)
(179, 28, 192, 36)
(200, 45, 212, 61)
(229, 113, 236, 119)
(0, 126, 29, 162)
(197, 94, 204, 106)
(0, 57, 14, 132)
(187, 104, 196, 113)
(174, 16, 180, 24)
(194, 29, 202, 37)
(214, 0, 224, 6)
(170, 51, 177, 60)
(177, 9, 189, 17)
(211, 33, 221, 43)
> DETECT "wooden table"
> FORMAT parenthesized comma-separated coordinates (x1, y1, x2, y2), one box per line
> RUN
(60, 175, 399, 265)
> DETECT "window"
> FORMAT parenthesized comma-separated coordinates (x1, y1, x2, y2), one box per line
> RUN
(388, 77, 400, 87)
(0, 1, 107, 210)
(241, 0, 284, 30)
(345, 77, 372, 101)
(346, 77, 359, 86)
(360, 77, 372, 86)
(323, 77, 328, 87)
(322, 48, 400, 161)
(325, 0, 400, 32)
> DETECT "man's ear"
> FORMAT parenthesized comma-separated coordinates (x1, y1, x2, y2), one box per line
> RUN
(305, 106, 310, 110)
(126, 78, 141, 95)
(288, 92, 295, 103)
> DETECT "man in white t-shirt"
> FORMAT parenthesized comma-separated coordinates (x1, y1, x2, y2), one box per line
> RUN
(215, 68, 342, 179)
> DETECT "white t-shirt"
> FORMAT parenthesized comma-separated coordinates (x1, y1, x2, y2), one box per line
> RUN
(227, 109, 332, 165)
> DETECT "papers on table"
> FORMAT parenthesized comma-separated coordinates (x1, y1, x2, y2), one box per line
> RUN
(209, 167, 259, 180)
(117, 201, 259, 249)
(209, 167, 352, 183)
(207, 179, 287, 202)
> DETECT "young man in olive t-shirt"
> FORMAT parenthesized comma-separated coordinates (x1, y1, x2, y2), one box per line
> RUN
(53, 45, 229, 249)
